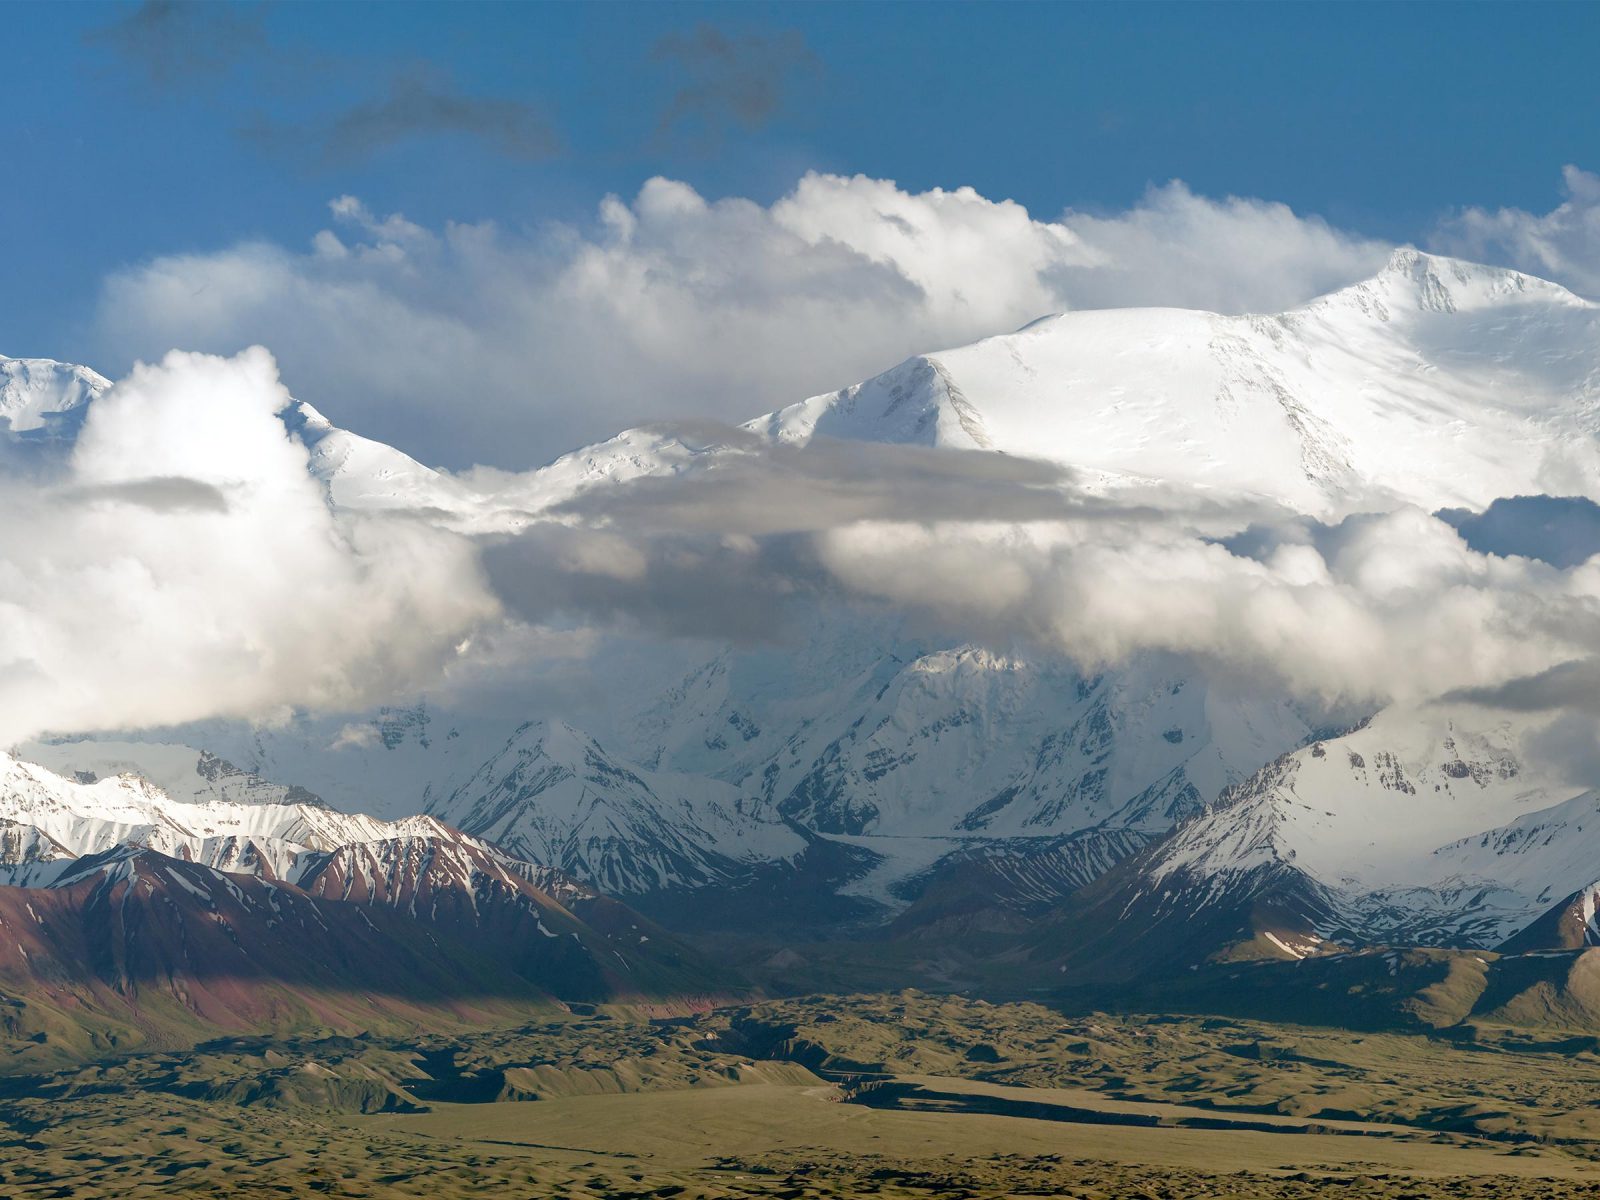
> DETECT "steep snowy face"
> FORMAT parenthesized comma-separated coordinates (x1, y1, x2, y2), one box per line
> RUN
(10, 251, 1600, 936)
(0, 750, 464, 885)
(20, 739, 327, 809)
(294, 828, 588, 911)
(428, 720, 806, 896)
(0, 355, 108, 436)
(283, 401, 475, 516)
(1137, 704, 1600, 947)
(744, 355, 996, 450)
(0, 817, 73, 886)
(748, 250, 1600, 516)
(627, 637, 1315, 843)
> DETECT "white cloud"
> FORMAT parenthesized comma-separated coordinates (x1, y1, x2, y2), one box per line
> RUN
(0, 348, 498, 745)
(1055, 182, 1394, 313)
(92, 173, 1391, 471)
(803, 504, 1599, 708)
(1431, 165, 1600, 299)
(470, 430, 1600, 712)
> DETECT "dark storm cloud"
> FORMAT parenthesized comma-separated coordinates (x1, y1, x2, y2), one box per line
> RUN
(651, 25, 819, 140)
(483, 524, 820, 644)
(479, 427, 1222, 644)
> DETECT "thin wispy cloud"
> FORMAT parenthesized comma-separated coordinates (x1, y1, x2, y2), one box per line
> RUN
(84, 0, 269, 90)
(244, 69, 560, 167)
(85, 3, 556, 166)
(651, 24, 820, 145)
(1433, 165, 1600, 300)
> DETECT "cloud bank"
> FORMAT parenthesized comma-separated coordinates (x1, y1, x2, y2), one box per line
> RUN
(40, 168, 1600, 746)
(480, 447, 1600, 711)
(92, 173, 1391, 470)
(1434, 166, 1600, 300)
(7, 364, 1600, 745)
(0, 348, 496, 745)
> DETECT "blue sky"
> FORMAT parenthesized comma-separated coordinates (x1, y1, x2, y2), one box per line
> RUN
(5, 1, 1599, 463)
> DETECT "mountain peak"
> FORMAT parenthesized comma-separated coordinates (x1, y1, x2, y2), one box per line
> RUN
(512, 717, 605, 762)
(1312, 247, 1591, 318)
(0, 354, 109, 434)
(748, 354, 994, 451)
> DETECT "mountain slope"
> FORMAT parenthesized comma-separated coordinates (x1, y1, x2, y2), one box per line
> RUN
(0, 749, 454, 885)
(0, 353, 107, 437)
(1021, 705, 1600, 978)
(429, 720, 807, 896)
(10, 249, 1600, 946)
(0, 838, 725, 1060)
(748, 249, 1600, 517)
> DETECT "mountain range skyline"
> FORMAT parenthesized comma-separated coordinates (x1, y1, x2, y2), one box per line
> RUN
(9, 9, 1600, 1195)
(7, 246, 1600, 969)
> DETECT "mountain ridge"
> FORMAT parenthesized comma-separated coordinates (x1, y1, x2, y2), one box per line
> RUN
(8, 248, 1600, 978)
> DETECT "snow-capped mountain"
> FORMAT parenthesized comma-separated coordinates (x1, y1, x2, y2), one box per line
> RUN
(1033, 704, 1600, 976)
(742, 248, 1600, 517)
(282, 248, 1600, 533)
(0, 747, 725, 1031)
(0, 353, 107, 437)
(427, 719, 807, 895)
(0, 835, 722, 1046)
(9, 248, 1600, 955)
(0, 746, 469, 886)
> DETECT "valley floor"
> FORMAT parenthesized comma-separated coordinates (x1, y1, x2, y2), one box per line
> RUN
(9, 992, 1600, 1198)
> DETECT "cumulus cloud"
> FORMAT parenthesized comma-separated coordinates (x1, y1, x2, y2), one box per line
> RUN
(9, 359, 1600, 744)
(1053, 182, 1392, 312)
(92, 173, 1391, 470)
(810, 507, 1595, 706)
(1432, 165, 1600, 299)
(460, 431, 1600, 710)
(0, 348, 497, 745)
(74, 169, 1600, 735)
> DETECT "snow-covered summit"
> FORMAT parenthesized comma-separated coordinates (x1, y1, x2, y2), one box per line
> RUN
(738, 250, 1600, 517)
(0, 353, 108, 435)
(1310, 247, 1592, 318)
(0, 747, 461, 886)
(10, 251, 1600, 945)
